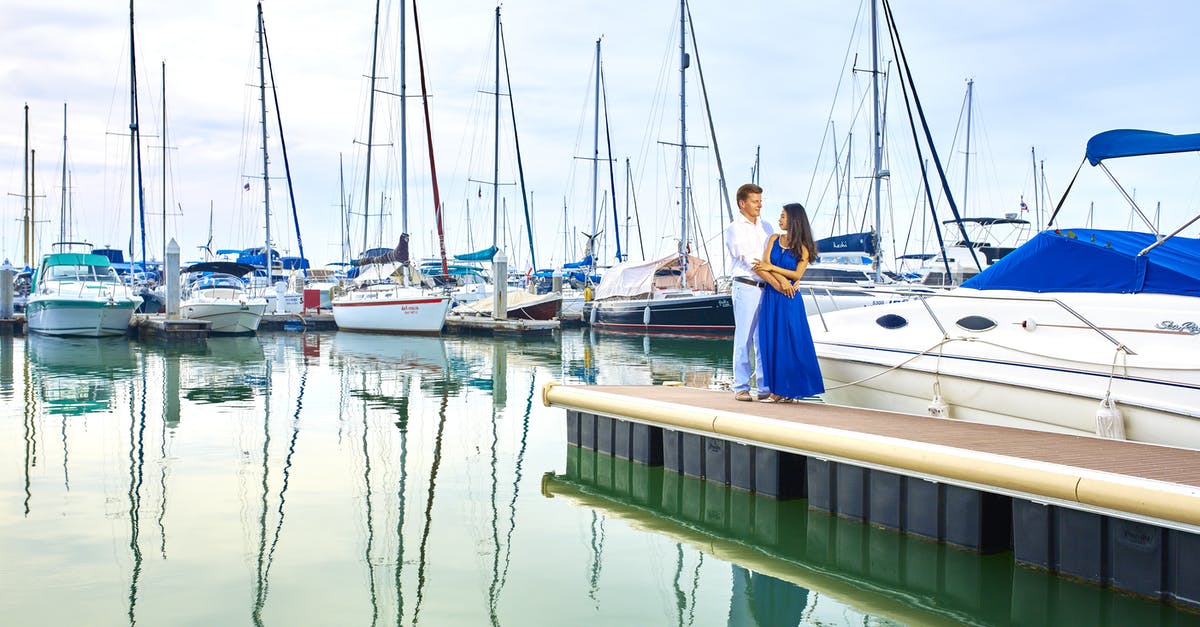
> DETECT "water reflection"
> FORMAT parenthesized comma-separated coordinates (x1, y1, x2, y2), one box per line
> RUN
(3, 331, 1194, 625)
(544, 449, 1194, 626)
(27, 335, 136, 415)
(564, 330, 732, 387)
(180, 336, 267, 405)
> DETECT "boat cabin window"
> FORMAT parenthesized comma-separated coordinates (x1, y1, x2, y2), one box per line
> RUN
(955, 315, 997, 332)
(875, 314, 908, 329)
(803, 267, 870, 284)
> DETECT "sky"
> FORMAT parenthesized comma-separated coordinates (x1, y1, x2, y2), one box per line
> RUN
(3, 0, 1200, 272)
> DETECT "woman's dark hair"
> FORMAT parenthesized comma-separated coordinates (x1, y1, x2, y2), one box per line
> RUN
(781, 203, 818, 262)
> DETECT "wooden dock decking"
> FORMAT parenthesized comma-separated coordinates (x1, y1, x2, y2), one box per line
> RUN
(542, 383, 1200, 531)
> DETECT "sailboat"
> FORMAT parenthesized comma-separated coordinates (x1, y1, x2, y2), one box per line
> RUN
(226, 2, 310, 315)
(438, 7, 562, 322)
(331, 0, 452, 334)
(588, 0, 735, 335)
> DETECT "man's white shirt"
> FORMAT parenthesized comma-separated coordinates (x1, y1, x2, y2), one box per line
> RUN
(724, 213, 774, 280)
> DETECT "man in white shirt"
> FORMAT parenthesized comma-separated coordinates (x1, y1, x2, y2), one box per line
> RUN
(724, 183, 774, 401)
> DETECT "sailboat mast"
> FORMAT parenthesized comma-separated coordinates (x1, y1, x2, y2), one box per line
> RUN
(869, 0, 884, 281)
(257, 2, 273, 281)
(161, 62, 167, 264)
(128, 0, 137, 262)
(363, 0, 383, 254)
(61, 103, 68, 245)
(492, 6, 500, 252)
(591, 38, 600, 257)
(23, 103, 30, 266)
(339, 153, 347, 261)
(962, 78, 973, 217)
(678, 0, 689, 260)
(400, 0, 408, 236)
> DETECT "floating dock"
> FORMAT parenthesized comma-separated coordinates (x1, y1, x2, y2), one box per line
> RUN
(0, 316, 25, 335)
(541, 382, 1200, 610)
(134, 315, 210, 341)
(445, 313, 559, 336)
(259, 311, 337, 332)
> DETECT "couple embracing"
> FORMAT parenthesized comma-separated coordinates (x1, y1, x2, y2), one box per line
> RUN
(724, 183, 824, 404)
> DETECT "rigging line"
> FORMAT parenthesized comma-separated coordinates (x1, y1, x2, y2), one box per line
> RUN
(601, 60, 624, 263)
(882, 0, 980, 272)
(260, 10, 307, 276)
(805, 0, 869, 207)
(499, 22, 536, 270)
(880, 3, 952, 281)
(683, 0, 733, 223)
(628, 158, 647, 261)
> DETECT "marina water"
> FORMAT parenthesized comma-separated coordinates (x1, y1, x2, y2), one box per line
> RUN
(1, 331, 1196, 625)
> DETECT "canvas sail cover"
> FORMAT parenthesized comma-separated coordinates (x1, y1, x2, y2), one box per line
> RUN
(593, 253, 716, 300)
(816, 231, 875, 256)
(454, 245, 498, 262)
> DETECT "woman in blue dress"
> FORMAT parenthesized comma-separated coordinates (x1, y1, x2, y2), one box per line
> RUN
(751, 202, 824, 402)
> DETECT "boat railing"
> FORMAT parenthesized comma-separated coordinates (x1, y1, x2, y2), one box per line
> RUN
(802, 284, 1135, 356)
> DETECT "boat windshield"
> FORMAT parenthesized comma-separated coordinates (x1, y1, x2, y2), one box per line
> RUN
(45, 264, 120, 283)
(188, 274, 246, 291)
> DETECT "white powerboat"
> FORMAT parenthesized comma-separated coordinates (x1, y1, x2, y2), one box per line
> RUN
(179, 261, 267, 334)
(811, 129, 1200, 448)
(25, 251, 142, 337)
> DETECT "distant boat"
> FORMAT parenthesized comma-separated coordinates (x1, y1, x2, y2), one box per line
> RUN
(589, 1, 734, 336)
(179, 261, 267, 335)
(332, 0, 453, 334)
(333, 253, 451, 334)
(25, 248, 142, 337)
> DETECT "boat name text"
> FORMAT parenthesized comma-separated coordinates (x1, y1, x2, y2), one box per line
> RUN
(1156, 321, 1200, 335)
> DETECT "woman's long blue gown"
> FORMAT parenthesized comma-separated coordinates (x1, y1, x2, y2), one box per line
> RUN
(758, 239, 825, 399)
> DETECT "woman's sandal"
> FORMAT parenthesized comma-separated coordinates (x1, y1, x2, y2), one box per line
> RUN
(760, 394, 784, 403)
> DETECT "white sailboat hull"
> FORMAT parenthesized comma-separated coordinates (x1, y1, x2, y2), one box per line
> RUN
(332, 286, 450, 334)
(812, 290, 1200, 448)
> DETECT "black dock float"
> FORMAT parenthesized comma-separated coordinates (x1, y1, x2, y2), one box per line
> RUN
(545, 382, 1200, 611)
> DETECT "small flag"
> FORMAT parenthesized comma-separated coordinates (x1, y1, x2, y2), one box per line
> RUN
(1019, 199, 1028, 212)
(244, 182, 251, 191)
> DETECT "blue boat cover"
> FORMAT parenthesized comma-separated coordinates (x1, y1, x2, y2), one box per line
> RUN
(1085, 129, 1200, 166)
(562, 255, 593, 269)
(454, 246, 498, 262)
(961, 229, 1200, 296)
